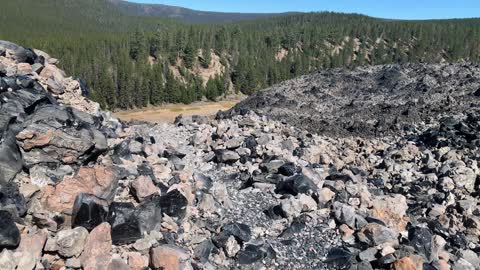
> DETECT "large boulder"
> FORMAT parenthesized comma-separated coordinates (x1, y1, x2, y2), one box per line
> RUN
(0, 210, 20, 249)
(80, 222, 112, 270)
(41, 165, 118, 214)
(16, 105, 106, 168)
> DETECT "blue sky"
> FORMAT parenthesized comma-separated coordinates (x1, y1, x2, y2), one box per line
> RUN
(130, 0, 479, 20)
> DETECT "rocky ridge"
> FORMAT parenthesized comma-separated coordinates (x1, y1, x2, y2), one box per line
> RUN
(0, 40, 479, 270)
(227, 63, 480, 138)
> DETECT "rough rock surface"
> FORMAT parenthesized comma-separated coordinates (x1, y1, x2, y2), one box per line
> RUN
(0, 40, 479, 270)
(226, 63, 480, 137)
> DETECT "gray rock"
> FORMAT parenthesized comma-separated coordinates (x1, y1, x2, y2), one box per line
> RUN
(358, 223, 399, 246)
(46, 77, 65, 95)
(65, 257, 82, 268)
(453, 258, 476, 270)
(129, 140, 144, 154)
(171, 156, 186, 171)
(460, 250, 480, 269)
(333, 202, 357, 229)
(56, 227, 89, 257)
(0, 249, 16, 270)
(215, 149, 240, 163)
(31, 63, 43, 74)
(224, 137, 244, 150)
(359, 247, 378, 262)
(109, 258, 130, 270)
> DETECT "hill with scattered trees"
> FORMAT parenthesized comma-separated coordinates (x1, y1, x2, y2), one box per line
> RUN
(107, 0, 293, 23)
(1, 0, 479, 110)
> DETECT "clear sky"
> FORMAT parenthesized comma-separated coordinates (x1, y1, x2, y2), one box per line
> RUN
(130, 0, 479, 20)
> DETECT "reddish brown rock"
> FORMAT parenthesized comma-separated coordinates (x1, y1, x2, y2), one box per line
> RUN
(131, 175, 160, 202)
(80, 223, 112, 270)
(339, 224, 355, 242)
(16, 63, 32, 75)
(16, 229, 48, 260)
(41, 165, 117, 214)
(369, 194, 409, 232)
(39, 63, 65, 82)
(128, 252, 149, 270)
(150, 245, 192, 270)
(392, 255, 424, 270)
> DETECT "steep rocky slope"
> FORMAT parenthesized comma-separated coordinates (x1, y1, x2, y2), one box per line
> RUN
(0, 40, 479, 270)
(227, 63, 480, 137)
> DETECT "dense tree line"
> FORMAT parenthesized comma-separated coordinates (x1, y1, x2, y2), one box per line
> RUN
(1, 0, 479, 110)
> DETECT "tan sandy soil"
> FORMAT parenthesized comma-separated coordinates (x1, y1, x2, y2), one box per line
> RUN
(114, 99, 241, 124)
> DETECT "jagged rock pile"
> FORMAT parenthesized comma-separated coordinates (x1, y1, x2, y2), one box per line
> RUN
(226, 63, 480, 137)
(0, 40, 479, 270)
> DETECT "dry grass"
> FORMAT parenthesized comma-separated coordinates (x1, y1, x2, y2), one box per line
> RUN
(115, 99, 241, 124)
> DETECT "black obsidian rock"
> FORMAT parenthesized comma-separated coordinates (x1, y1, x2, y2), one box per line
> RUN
(264, 205, 286, 219)
(237, 244, 276, 265)
(325, 247, 356, 269)
(244, 136, 257, 151)
(194, 239, 215, 263)
(16, 76, 34, 88)
(163, 148, 187, 159)
(135, 196, 163, 234)
(137, 162, 156, 181)
(275, 174, 318, 196)
(14, 47, 37, 64)
(278, 162, 297, 176)
(1, 77, 18, 91)
(0, 210, 20, 249)
(107, 202, 142, 245)
(0, 182, 26, 217)
(72, 193, 109, 231)
(213, 222, 252, 250)
(408, 227, 434, 261)
(222, 222, 252, 243)
(77, 78, 89, 97)
(0, 78, 7, 92)
(158, 190, 188, 220)
(112, 140, 132, 164)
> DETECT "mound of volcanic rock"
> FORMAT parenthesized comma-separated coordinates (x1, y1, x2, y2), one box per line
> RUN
(225, 63, 480, 138)
(1, 40, 479, 270)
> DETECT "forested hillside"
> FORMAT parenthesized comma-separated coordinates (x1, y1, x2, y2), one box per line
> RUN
(1, 0, 479, 110)
(108, 0, 292, 23)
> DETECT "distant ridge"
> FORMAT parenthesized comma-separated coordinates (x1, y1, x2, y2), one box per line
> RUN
(107, 0, 297, 23)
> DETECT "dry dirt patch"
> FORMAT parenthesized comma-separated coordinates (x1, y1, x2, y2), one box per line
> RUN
(115, 100, 240, 124)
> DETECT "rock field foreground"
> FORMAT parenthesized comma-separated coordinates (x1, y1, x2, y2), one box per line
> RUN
(0, 40, 479, 270)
